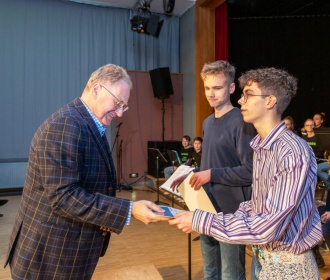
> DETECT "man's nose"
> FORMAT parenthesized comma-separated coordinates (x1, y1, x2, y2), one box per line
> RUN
(238, 96, 244, 105)
(115, 107, 124, 117)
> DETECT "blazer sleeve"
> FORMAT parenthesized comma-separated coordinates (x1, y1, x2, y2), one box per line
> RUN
(36, 115, 129, 234)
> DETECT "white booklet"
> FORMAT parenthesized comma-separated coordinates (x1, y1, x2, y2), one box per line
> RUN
(160, 166, 217, 214)
(160, 165, 194, 196)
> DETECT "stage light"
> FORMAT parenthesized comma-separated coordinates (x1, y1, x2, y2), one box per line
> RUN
(130, 0, 164, 38)
(130, 15, 148, 33)
(130, 13, 163, 38)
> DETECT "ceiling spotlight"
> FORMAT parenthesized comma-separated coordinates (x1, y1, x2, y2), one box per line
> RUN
(163, 0, 175, 15)
(130, 1, 164, 38)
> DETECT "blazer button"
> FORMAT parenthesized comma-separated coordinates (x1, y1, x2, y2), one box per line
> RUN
(108, 187, 113, 191)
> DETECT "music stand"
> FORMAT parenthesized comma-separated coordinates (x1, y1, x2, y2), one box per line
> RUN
(167, 149, 182, 167)
(166, 150, 181, 190)
(148, 148, 168, 205)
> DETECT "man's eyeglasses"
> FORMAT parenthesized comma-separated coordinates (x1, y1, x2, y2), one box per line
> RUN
(101, 85, 129, 112)
(240, 93, 271, 103)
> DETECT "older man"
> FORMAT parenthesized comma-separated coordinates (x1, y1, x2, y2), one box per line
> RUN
(5, 64, 168, 280)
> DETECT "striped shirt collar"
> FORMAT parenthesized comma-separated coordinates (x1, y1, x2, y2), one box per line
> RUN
(250, 121, 286, 151)
(80, 98, 106, 137)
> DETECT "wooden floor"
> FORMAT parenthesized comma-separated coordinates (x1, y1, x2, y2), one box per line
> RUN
(1, 186, 330, 279)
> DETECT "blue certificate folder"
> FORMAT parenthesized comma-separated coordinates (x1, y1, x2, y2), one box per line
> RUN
(153, 205, 183, 218)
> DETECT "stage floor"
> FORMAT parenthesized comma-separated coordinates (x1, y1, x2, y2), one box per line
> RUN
(1, 186, 330, 279)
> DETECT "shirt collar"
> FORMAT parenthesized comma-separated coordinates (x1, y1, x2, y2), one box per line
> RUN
(251, 121, 286, 151)
(80, 98, 106, 137)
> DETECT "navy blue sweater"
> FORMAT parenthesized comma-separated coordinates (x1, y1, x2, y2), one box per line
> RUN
(201, 107, 256, 214)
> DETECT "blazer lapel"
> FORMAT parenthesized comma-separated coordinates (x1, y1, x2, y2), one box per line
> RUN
(101, 134, 117, 184)
(73, 98, 116, 180)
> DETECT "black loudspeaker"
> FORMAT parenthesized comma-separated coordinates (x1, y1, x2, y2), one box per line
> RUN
(146, 15, 163, 38)
(149, 67, 174, 99)
(147, 141, 182, 177)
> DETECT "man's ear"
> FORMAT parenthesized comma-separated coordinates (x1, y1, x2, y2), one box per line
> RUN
(92, 84, 101, 96)
(229, 82, 235, 94)
(267, 95, 278, 108)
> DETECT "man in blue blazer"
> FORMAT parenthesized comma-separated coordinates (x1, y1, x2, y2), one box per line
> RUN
(5, 64, 168, 279)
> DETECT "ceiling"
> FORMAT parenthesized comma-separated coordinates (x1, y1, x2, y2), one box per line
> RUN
(65, 0, 196, 16)
(227, 0, 330, 18)
(64, 0, 330, 18)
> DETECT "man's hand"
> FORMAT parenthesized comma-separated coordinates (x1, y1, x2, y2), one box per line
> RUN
(168, 211, 194, 233)
(321, 211, 330, 224)
(170, 173, 189, 191)
(189, 170, 211, 190)
(132, 200, 170, 224)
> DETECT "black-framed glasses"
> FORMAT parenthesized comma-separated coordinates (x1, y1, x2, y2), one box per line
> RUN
(240, 93, 271, 103)
(100, 85, 129, 112)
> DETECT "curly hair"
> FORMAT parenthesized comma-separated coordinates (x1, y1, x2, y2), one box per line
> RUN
(200, 60, 236, 84)
(238, 67, 297, 115)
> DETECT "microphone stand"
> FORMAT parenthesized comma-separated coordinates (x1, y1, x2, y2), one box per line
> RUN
(160, 97, 165, 142)
(111, 123, 122, 153)
(112, 123, 131, 191)
(117, 140, 123, 191)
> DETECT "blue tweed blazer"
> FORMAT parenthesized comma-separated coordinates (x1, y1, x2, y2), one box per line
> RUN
(5, 98, 130, 279)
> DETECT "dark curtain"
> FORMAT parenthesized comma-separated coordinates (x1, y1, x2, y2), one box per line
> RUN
(228, 16, 330, 129)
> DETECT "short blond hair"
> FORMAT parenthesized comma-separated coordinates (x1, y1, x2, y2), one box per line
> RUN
(200, 60, 235, 85)
(85, 64, 132, 91)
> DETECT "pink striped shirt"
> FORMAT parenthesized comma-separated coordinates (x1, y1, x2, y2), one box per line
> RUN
(192, 122, 322, 254)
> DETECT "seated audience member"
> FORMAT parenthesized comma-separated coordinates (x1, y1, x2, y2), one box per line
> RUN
(191, 137, 203, 168)
(319, 189, 330, 248)
(301, 112, 326, 136)
(318, 154, 330, 188)
(301, 118, 324, 159)
(164, 135, 194, 180)
(283, 116, 298, 134)
(313, 112, 330, 153)
(313, 112, 326, 131)
(302, 118, 326, 267)
(313, 186, 330, 271)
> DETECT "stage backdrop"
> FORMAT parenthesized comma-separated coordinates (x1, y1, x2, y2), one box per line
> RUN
(112, 71, 183, 185)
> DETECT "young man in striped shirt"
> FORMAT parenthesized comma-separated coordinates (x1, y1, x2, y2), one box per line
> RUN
(170, 67, 322, 279)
